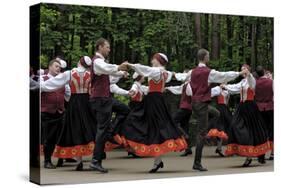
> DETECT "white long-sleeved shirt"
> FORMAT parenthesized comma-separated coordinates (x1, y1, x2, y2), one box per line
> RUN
(130, 64, 172, 83)
(166, 82, 221, 98)
(40, 73, 71, 100)
(40, 65, 127, 92)
(211, 86, 222, 97)
(174, 63, 240, 83)
(224, 73, 256, 102)
(40, 66, 87, 92)
(130, 81, 149, 96)
(30, 77, 40, 90)
(110, 84, 129, 96)
(93, 52, 125, 77)
(166, 85, 183, 95)
(109, 72, 128, 84)
(166, 81, 193, 96)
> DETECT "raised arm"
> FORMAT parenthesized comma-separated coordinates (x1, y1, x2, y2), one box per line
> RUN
(174, 70, 192, 82)
(165, 71, 173, 83)
(223, 80, 243, 95)
(41, 71, 71, 92)
(246, 73, 256, 89)
(140, 85, 149, 95)
(110, 84, 129, 96)
(208, 69, 240, 84)
(129, 64, 162, 81)
(165, 85, 183, 95)
(93, 58, 123, 76)
(211, 86, 222, 97)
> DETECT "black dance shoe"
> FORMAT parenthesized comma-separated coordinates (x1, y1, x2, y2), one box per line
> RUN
(44, 161, 56, 169)
(75, 162, 83, 171)
(89, 161, 108, 173)
(258, 156, 266, 164)
(192, 164, 208, 171)
(149, 161, 164, 173)
(242, 158, 252, 167)
(215, 149, 225, 157)
(180, 148, 193, 157)
(56, 158, 64, 167)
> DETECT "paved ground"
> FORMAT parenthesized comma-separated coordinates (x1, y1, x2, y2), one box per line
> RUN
(37, 146, 274, 185)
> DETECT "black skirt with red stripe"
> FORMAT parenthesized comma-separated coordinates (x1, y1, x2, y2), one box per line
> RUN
(121, 92, 187, 157)
(52, 94, 119, 158)
(207, 104, 232, 140)
(225, 101, 271, 157)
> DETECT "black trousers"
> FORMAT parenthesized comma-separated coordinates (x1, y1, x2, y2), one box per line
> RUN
(110, 98, 130, 136)
(41, 112, 64, 163)
(260, 110, 274, 142)
(90, 97, 129, 161)
(172, 108, 192, 141)
(192, 102, 220, 165)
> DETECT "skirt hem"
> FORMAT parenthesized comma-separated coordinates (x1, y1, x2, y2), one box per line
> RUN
(121, 136, 187, 157)
(225, 141, 272, 157)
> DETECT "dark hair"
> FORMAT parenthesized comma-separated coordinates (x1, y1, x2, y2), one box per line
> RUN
(256, 65, 265, 77)
(95, 38, 109, 51)
(48, 59, 60, 67)
(197, 49, 209, 62)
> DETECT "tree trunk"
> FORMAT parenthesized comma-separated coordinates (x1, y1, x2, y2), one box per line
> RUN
(68, 14, 76, 68)
(226, 16, 233, 61)
(194, 13, 202, 48)
(211, 14, 220, 60)
(238, 16, 245, 62)
(203, 14, 209, 49)
(250, 21, 257, 69)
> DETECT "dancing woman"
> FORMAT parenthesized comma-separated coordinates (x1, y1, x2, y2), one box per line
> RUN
(121, 53, 187, 173)
(223, 64, 271, 167)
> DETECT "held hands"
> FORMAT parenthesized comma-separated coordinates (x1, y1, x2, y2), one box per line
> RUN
(220, 83, 226, 89)
(123, 71, 129, 79)
(239, 68, 249, 76)
(118, 61, 131, 71)
(128, 90, 136, 97)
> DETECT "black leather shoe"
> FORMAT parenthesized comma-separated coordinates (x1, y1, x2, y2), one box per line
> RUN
(180, 149, 192, 157)
(149, 161, 164, 173)
(193, 164, 208, 171)
(75, 162, 83, 171)
(89, 161, 108, 173)
(56, 158, 64, 167)
(242, 158, 252, 167)
(215, 149, 225, 157)
(44, 161, 56, 169)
